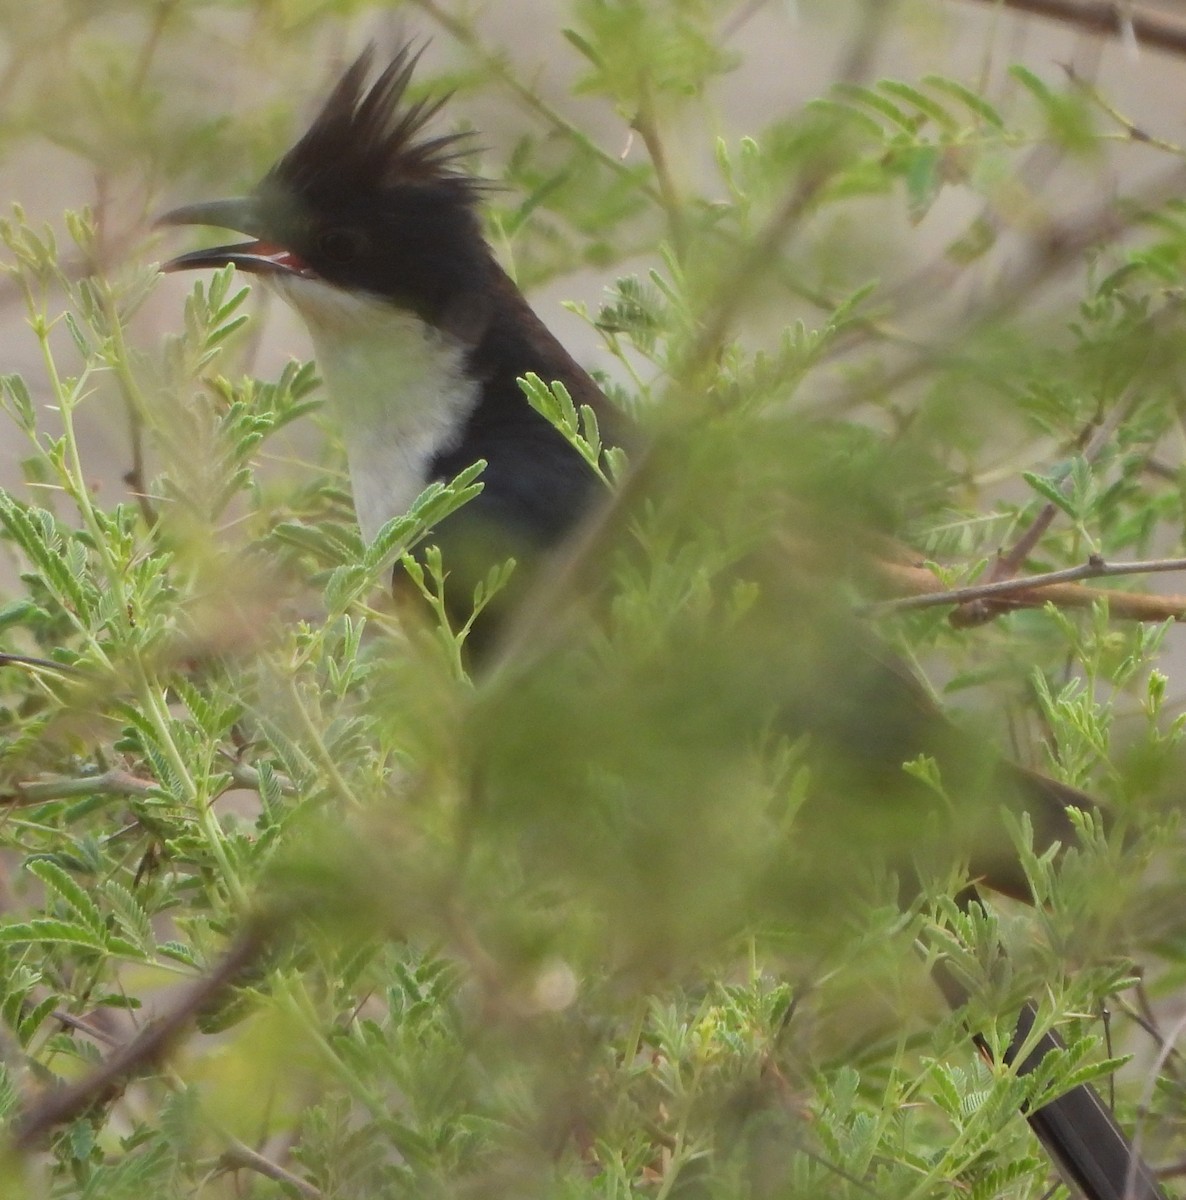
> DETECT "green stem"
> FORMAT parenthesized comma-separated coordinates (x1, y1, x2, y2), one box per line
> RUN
(37, 297, 245, 908)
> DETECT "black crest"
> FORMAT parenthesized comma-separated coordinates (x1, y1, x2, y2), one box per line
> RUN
(266, 44, 477, 203)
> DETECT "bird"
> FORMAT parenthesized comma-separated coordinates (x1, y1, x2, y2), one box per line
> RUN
(160, 49, 611, 639)
(159, 45, 1167, 1200)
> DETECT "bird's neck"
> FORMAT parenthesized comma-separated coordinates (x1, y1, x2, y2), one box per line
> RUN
(273, 275, 481, 542)
(270, 264, 608, 549)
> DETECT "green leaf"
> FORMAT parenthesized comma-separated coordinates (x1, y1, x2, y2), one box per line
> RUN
(897, 144, 942, 223)
(0, 1064, 18, 1118)
(102, 879, 154, 952)
(0, 374, 34, 432)
(271, 520, 362, 566)
(562, 27, 606, 69)
(62, 312, 91, 358)
(158, 941, 199, 967)
(805, 98, 885, 141)
(831, 82, 919, 133)
(878, 80, 958, 131)
(0, 493, 95, 621)
(1009, 65, 1096, 153)
(25, 858, 106, 938)
(17, 994, 59, 1045)
(1009, 64, 1054, 103)
(922, 75, 1005, 128)
(323, 563, 369, 614)
(1022, 470, 1076, 516)
(0, 918, 106, 951)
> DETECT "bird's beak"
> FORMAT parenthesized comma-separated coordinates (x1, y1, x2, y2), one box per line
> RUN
(157, 198, 311, 277)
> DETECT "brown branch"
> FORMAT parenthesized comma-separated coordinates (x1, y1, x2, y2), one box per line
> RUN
(10, 920, 270, 1150)
(223, 758, 299, 797)
(957, 0, 1186, 60)
(219, 1138, 324, 1199)
(51, 995, 321, 1199)
(951, 388, 1146, 627)
(0, 652, 79, 675)
(991, 390, 1140, 586)
(3, 768, 157, 807)
(867, 554, 1186, 620)
(50, 1010, 121, 1047)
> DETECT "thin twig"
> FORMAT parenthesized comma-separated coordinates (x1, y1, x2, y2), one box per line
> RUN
(990, 390, 1140, 585)
(50, 1010, 121, 1047)
(1064, 62, 1186, 157)
(958, 0, 1186, 60)
(1128, 1008, 1186, 1198)
(52, 1000, 321, 1198)
(0, 652, 80, 675)
(223, 757, 299, 797)
(630, 77, 687, 261)
(1118, 987, 1185, 1082)
(949, 386, 1145, 627)
(10, 920, 270, 1150)
(4, 769, 157, 807)
(219, 1138, 324, 1199)
(866, 553, 1186, 616)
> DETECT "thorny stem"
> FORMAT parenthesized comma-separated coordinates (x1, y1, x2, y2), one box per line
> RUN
(960, 0, 1186, 61)
(866, 553, 1186, 616)
(962, 385, 1144, 597)
(219, 1138, 324, 1199)
(10, 920, 270, 1149)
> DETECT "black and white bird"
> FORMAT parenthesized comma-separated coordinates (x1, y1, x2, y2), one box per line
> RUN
(161, 49, 609, 627)
(159, 46, 1166, 1200)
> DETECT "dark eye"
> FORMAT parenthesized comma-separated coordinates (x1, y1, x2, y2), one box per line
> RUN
(316, 227, 365, 265)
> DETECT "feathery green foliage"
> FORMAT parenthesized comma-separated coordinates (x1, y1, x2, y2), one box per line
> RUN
(0, 3, 1182, 1198)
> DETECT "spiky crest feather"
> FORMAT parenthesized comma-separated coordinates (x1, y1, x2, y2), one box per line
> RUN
(266, 44, 476, 203)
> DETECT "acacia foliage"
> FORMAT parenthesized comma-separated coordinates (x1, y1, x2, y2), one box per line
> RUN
(0, 3, 1183, 1198)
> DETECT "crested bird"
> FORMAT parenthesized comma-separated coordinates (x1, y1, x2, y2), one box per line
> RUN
(159, 46, 1168, 1200)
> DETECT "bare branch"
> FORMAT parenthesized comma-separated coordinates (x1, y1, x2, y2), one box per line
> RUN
(989, 390, 1140, 585)
(3, 769, 157, 807)
(957, 0, 1186, 60)
(0, 652, 79, 675)
(866, 553, 1186, 617)
(219, 1138, 324, 1199)
(10, 921, 270, 1150)
(951, 387, 1146, 627)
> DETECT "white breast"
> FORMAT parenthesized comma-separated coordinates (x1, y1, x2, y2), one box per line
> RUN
(268, 275, 480, 543)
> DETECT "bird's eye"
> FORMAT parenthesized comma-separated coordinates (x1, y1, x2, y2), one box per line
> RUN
(316, 228, 365, 265)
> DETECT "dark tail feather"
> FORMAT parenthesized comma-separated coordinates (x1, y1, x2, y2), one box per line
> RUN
(1014, 763, 1097, 838)
(933, 897, 1166, 1200)
(1002, 1002, 1166, 1200)
(1003, 774, 1166, 1195)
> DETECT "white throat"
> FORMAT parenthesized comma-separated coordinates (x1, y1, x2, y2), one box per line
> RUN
(269, 275, 480, 542)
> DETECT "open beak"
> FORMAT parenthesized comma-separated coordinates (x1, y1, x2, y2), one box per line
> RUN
(157, 198, 312, 277)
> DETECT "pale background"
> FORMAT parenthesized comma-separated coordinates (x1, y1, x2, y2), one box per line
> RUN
(0, 0, 1183, 1095)
(3, 0, 1186, 509)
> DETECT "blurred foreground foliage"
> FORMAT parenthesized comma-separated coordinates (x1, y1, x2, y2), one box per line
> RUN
(0, 1, 1183, 1197)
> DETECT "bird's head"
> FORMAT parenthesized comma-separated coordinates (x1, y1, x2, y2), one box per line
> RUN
(159, 45, 491, 336)
(159, 43, 608, 566)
